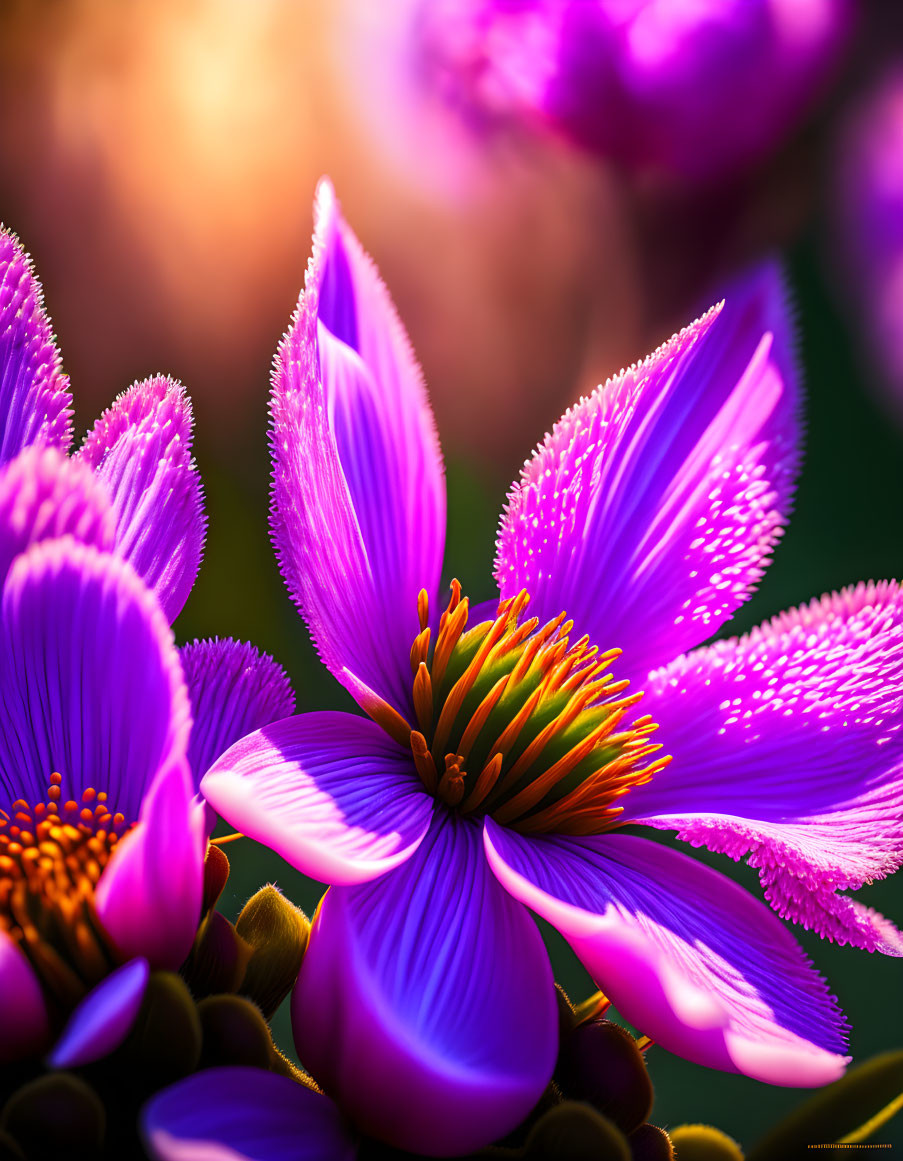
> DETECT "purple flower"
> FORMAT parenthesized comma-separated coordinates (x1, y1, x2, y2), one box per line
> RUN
(0, 444, 204, 1063)
(201, 182, 903, 1155)
(0, 226, 296, 787)
(416, 0, 852, 181)
(833, 67, 903, 419)
(0, 231, 296, 1068)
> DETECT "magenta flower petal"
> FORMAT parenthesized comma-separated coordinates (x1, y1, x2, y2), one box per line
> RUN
(77, 376, 205, 624)
(48, 958, 149, 1069)
(271, 180, 446, 716)
(292, 813, 557, 1155)
(0, 228, 73, 466)
(180, 638, 295, 789)
(201, 712, 432, 886)
(95, 760, 206, 969)
(142, 1067, 358, 1161)
(0, 446, 115, 587)
(623, 582, 903, 952)
(0, 538, 191, 820)
(484, 822, 849, 1087)
(495, 262, 800, 683)
(0, 929, 50, 1062)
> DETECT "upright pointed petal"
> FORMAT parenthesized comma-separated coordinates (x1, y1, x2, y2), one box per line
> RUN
(495, 263, 800, 682)
(0, 929, 50, 1062)
(142, 1068, 357, 1161)
(95, 760, 206, 969)
(0, 538, 191, 819)
(0, 228, 72, 466)
(292, 813, 557, 1155)
(77, 376, 205, 624)
(484, 823, 848, 1087)
(0, 446, 115, 588)
(623, 582, 903, 953)
(201, 712, 432, 886)
(179, 638, 295, 787)
(48, 958, 149, 1069)
(271, 180, 446, 716)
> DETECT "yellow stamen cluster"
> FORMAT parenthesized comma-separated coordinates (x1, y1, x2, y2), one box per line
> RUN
(0, 773, 132, 1009)
(365, 583, 670, 836)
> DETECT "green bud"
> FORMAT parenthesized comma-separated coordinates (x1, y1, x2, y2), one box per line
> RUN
(121, 971, 202, 1088)
(555, 1020, 653, 1133)
(525, 1102, 631, 1161)
(1, 1073, 104, 1158)
(198, 995, 274, 1071)
(629, 1122, 674, 1161)
(236, 885, 310, 1019)
(669, 1125, 744, 1161)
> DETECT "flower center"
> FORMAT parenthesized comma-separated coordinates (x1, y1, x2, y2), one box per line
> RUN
(0, 773, 134, 1012)
(366, 583, 669, 835)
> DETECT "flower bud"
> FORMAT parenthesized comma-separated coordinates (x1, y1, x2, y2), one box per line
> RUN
(525, 1102, 630, 1161)
(121, 972, 202, 1087)
(198, 995, 274, 1071)
(236, 885, 310, 1020)
(555, 1020, 652, 1134)
(669, 1125, 743, 1161)
(1, 1073, 104, 1158)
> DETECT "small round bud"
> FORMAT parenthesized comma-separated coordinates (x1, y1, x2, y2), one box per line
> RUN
(236, 885, 310, 1019)
(121, 971, 202, 1087)
(669, 1125, 744, 1161)
(198, 995, 274, 1070)
(556, 1020, 653, 1133)
(525, 1102, 631, 1161)
(629, 1122, 674, 1161)
(1, 1073, 104, 1158)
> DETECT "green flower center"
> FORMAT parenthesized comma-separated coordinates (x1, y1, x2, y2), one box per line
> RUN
(366, 582, 669, 836)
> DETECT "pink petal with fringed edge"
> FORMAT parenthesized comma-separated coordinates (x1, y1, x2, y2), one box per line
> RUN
(180, 638, 295, 789)
(77, 376, 205, 624)
(0, 446, 115, 588)
(270, 180, 445, 717)
(624, 582, 903, 953)
(495, 263, 800, 684)
(0, 228, 73, 465)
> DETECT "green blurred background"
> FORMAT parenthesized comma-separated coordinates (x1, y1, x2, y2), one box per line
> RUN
(1, 0, 902, 1149)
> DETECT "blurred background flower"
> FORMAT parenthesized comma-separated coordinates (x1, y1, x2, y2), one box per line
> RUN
(1, 0, 902, 1149)
(413, 0, 851, 182)
(832, 64, 903, 422)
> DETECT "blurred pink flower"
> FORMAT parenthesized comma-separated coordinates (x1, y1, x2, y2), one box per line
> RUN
(834, 67, 903, 418)
(416, 0, 852, 182)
